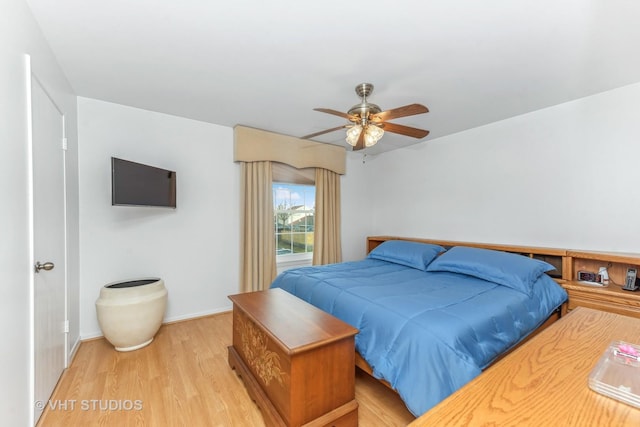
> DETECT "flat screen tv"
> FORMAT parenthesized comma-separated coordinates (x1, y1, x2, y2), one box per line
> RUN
(111, 157, 176, 208)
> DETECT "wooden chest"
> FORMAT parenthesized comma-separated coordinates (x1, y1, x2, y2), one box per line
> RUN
(228, 289, 359, 426)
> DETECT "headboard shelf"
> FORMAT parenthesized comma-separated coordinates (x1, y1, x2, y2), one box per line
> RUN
(367, 236, 567, 279)
(566, 249, 640, 288)
(367, 236, 566, 255)
(367, 236, 640, 318)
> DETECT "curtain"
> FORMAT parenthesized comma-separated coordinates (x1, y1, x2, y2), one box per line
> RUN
(240, 161, 276, 292)
(313, 168, 342, 265)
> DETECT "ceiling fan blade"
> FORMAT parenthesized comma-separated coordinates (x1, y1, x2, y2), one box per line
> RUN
(381, 122, 430, 139)
(313, 108, 356, 120)
(353, 130, 365, 151)
(302, 125, 348, 139)
(370, 103, 429, 122)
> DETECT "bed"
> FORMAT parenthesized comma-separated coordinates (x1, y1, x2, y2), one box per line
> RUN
(270, 238, 568, 417)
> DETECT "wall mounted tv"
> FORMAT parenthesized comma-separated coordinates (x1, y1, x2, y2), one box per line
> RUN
(111, 157, 176, 208)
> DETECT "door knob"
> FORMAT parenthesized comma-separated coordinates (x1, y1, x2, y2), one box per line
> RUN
(34, 261, 54, 273)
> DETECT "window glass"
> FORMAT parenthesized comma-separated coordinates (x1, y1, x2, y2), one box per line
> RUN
(273, 183, 315, 257)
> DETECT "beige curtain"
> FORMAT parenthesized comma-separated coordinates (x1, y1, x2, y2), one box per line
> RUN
(240, 161, 276, 292)
(313, 168, 342, 265)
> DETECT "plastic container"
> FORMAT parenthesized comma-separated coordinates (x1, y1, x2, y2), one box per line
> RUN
(588, 340, 640, 408)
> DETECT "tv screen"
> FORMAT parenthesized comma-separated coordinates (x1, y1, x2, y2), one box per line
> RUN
(111, 157, 176, 208)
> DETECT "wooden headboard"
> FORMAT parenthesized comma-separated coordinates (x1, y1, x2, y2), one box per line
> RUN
(366, 236, 640, 286)
(367, 236, 567, 280)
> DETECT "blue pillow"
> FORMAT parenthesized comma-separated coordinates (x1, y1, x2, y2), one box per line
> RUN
(425, 246, 555, 295)
(367, 240, 446, 271)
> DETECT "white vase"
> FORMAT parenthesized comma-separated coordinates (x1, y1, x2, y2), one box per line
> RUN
(95, 278, 168, 351)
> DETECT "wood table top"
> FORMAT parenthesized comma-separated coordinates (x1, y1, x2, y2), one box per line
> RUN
(228, 288, 358, 355)
(410, 307, 640, 426)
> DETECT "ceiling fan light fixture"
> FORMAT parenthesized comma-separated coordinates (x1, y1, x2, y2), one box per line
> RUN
(307, 83, 429, 151)
(364, 125, 384, 147)
(345, 125, 362, 146)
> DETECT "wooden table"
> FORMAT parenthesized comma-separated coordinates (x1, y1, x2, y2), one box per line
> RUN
(228, 289, 359, 427)
(410, 307, 640, 426)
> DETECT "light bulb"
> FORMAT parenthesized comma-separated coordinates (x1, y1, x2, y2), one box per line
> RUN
(345, 125, 362, 146)
(364, 125, 384, 147)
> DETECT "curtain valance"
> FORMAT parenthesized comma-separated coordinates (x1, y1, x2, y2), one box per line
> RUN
(234, 126, 346, 175)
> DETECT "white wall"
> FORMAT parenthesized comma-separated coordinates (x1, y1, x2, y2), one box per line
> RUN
(340, 153, 375, 261)
(1, 0, 79, 425)
(355, 82, 640, 253)
(78, 98, 239, 338)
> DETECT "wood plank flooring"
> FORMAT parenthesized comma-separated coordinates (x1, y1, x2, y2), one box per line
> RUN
(38, 312, 415, 426)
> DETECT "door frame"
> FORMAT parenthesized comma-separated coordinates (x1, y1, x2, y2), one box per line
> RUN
(26, 54, 69, 425)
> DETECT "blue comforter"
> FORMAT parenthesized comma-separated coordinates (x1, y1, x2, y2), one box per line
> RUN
(270, 259, 568, 416)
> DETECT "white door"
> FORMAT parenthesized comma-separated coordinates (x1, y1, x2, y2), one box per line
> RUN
(31, 75, 67, 423)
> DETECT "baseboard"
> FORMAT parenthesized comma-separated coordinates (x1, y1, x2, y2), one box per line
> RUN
(79, 305, 233, 341)
(67, 336, 81, 366)
(80, 330, 105, 341)
(163, 305, 232, 324)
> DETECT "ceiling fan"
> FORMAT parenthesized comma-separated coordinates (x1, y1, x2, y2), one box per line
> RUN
(302, 83, 430, 151)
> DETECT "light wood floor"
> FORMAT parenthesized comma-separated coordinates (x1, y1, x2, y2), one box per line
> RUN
(38, 312, 415, 426)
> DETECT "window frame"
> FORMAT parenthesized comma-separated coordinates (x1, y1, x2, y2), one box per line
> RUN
(272, 169, 315, 263)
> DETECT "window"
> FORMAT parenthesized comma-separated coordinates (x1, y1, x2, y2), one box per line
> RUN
(273, 183, 315, 259)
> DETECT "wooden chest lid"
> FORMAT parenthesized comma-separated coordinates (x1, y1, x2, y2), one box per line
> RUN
(228, 289, 358, 355)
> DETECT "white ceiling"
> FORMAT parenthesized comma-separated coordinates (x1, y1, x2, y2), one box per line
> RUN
(26, 0, 640, 154)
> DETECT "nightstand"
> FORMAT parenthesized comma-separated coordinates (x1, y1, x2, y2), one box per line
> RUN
(561, 249, 640, 319)
(562, 281, 640, 319)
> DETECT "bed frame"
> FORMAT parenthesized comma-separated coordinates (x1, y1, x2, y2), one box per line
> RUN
(355, 235, 569, 388)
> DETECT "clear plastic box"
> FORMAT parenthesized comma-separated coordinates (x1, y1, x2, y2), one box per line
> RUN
(588, 340, 640, 408)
